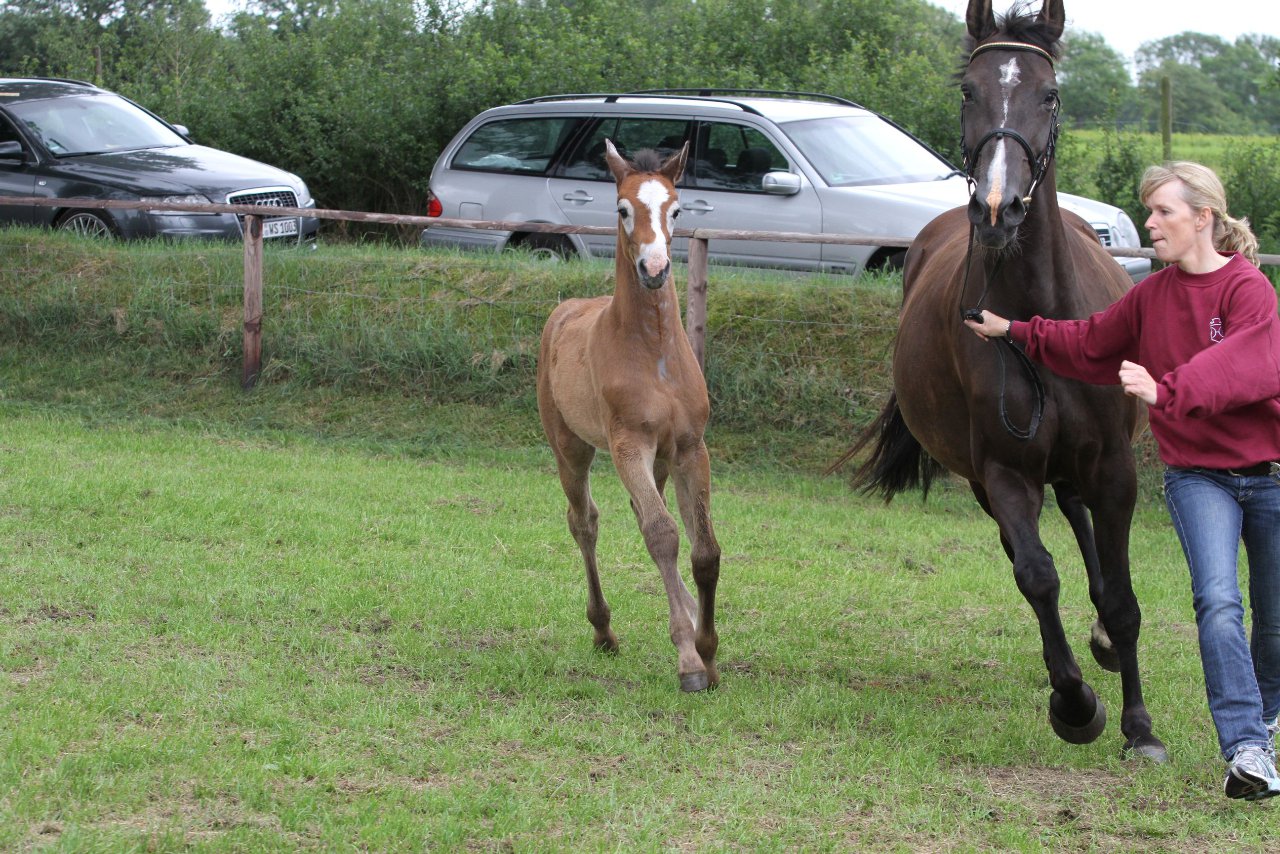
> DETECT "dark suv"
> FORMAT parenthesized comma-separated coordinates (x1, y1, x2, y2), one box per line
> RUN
(0, 77, 318, 242)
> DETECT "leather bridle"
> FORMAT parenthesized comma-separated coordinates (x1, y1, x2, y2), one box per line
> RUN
(960, 41, 1061, 206)
(959, 40, 1060, 442)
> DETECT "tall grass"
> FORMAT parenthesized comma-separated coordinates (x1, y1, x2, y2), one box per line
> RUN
(0, 229, 904, 469)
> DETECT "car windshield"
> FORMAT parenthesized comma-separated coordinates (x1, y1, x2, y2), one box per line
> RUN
(8, 93, 186, 156)
(782, 115, 956, 187)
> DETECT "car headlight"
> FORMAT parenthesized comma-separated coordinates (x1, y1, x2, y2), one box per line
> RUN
(142, 194, 213, 214)
(1113, 211, 1141, 248)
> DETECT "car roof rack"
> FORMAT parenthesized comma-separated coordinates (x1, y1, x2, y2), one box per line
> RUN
(515, 89, 865, 117)
(631, 88, 865, 110)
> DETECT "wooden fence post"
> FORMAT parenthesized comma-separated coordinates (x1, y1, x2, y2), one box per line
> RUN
(242, 215, 264, 390)
(686, 236, 709, 372)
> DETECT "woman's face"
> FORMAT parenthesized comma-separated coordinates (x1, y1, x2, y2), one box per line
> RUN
(1144, 180, 1209, 265)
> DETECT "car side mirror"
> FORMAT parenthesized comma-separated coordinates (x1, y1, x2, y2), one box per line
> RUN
(761, 171, 801, 196)
(171, 124, 191, 140)
(0, 140, 24, 161)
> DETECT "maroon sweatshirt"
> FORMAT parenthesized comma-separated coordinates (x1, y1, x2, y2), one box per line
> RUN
(1008, 253, 1280, 470)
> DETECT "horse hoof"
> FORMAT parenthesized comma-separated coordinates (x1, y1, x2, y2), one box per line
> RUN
(1089, 621, 1121, 673)
(1049, 688, 1107, 745)
(679, 671, 710, 693)
(1121, 734, 1169, 764)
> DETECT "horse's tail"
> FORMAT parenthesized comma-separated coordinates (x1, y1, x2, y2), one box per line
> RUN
(825, 392, 945, 501)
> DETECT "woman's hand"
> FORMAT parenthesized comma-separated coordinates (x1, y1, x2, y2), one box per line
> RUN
(963, 310, 1010, 341)
(1119, 360, 1158, 405)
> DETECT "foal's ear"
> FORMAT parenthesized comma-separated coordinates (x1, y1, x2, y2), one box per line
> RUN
(604, 139, 632, 183)
(659, 142, 689, 184)
(965, 0, 997, 41)
(1036, 0, 1065, 42)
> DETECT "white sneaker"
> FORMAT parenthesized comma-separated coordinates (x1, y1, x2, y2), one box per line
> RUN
(1224, 744, 1280, 801)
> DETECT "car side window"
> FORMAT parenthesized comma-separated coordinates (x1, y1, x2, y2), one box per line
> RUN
(557, 118, 691, 181)
(693, 123, 789, 192)
(0, 114, 24, 148)
(451, 117, 581, 175)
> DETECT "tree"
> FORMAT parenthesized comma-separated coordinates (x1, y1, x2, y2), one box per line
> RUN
(1057, 30, 1137, 129)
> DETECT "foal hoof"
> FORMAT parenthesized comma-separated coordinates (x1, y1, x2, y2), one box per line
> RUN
(1049, 688, 1107, 745)
(679, 671, 710, 693)
(1122, 733, 1169, 764)
(1089, 620, 1121, 673)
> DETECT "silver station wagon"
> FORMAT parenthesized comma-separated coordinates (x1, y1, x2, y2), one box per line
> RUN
(422, 90, 1149, 282)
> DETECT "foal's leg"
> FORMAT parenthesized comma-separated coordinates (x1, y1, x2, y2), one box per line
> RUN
(980, 463, 1106, 744)
(673, 440, 721, 686)
(548, 430, 616, 653)
(611, 436, 709, 692)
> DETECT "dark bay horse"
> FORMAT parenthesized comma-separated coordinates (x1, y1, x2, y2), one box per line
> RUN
(837, 0, 1166, 760)
(537, 140, 721, 692)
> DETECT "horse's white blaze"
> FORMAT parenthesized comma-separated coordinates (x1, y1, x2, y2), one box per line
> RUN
(636, 178, 672, 277)
(986, 56, 1021, 217)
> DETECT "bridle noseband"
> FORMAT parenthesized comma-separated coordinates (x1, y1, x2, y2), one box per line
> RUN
(960, 41, 1061, 206)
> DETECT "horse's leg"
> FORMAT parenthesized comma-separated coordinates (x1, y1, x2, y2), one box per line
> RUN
(672, 440, 721, 686)
(969, 481, 1013, 561)
(645, 458, 695, 619)
(1052, 483, 1120, 673)
(547, 427, 616, 653)
(611, 436, 708, 692)
(1072, 466, 1168, 762)
(981, 465, 1107, 745)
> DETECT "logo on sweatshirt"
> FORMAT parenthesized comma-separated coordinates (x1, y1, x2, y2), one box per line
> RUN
(1210, 316, 1223, 343)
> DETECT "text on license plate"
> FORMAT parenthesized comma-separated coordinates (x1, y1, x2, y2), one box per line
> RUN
(263, 217, 299, 238)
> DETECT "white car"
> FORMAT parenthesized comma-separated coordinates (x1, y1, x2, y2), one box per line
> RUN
(422, 90, 1148, 282)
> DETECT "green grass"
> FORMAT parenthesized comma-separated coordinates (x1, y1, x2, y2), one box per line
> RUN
(1, 405, 1276, 851)
(1, 230, 1276, 849)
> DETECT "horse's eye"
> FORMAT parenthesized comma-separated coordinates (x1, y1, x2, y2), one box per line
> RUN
(1044, 90, 1059, 106)
(671, 208, 681, 220)
(617, 206, 629, 218)
(960, 86, 974, 103)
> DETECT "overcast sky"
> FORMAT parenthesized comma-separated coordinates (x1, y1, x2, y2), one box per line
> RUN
(930, 0, 1276, 63)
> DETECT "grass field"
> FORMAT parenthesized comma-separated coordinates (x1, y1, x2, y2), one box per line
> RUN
(2, 402, 1278, 851)
(1, 232, 1278, 850)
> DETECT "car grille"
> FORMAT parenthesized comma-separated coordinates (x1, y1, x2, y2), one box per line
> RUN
(1093, 226, 1113, 247)
(227, 188, 299, 209)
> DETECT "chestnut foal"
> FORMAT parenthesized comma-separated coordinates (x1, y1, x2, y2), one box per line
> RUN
(536, 140, 720, 692)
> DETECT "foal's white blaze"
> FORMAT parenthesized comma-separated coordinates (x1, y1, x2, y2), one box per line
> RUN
(986, 56, 1021, 221)
(636, 178, 673, 279)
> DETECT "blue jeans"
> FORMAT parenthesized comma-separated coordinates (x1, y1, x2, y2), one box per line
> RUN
(1164, 467, 1280, 760)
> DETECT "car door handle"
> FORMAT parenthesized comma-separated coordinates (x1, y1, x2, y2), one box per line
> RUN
(562, 190, 594, 203)
(684, 200, 715, 213)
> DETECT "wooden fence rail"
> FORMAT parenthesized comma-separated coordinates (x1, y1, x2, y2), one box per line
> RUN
(3, 195, 1277, 387)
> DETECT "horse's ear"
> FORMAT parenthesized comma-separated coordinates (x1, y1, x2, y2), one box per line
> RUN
(965, 0, 997, 41)
(1037, 0, 1065, 42)
(659, 142, 689, 184)
(604, 139, 632, 183)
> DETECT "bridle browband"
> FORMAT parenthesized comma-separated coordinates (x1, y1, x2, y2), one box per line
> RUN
(960, 40, 1061, 207)
(959, 39, 1059, 442)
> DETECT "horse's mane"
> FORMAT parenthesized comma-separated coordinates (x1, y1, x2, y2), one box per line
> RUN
(628, 149, 664, 173)
(960, 2, 1064, 63)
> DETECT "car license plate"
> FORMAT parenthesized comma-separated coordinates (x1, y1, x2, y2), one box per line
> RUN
(263, 217, 299, 239)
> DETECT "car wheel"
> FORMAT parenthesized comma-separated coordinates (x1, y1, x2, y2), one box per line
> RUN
(516, 233, 575, 261)
(866, 248, 906, 273)
(57, 210, 116, 238)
